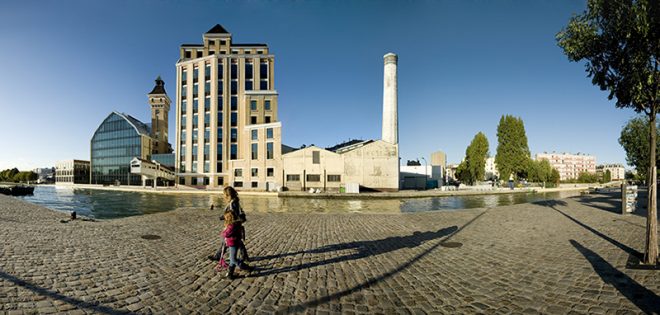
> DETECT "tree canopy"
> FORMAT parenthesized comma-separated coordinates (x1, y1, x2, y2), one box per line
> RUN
(456, 132, 489, 185)
(495, 115, 531, 181)
(619, 116, 660, 179)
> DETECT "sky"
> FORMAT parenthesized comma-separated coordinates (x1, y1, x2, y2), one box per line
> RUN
(0, 0, 637, 171)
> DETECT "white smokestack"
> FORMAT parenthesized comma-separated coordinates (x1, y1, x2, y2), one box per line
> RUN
(382, 53, 398, 144)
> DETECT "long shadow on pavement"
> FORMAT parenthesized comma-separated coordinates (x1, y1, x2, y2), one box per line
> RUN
(534, 199, 642, 259)
(282, 209, 490, 313)
(570, 240, 660, 314)
(251, 226, 459, 277)
(0, 270, 130, 315)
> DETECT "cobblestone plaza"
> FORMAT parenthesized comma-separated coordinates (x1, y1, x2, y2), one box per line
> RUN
(0, 192, 658, 314)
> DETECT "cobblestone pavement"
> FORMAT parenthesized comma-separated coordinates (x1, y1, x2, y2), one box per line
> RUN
(0, 192, 658, 314)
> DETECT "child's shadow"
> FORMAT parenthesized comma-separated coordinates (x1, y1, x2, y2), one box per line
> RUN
(250, 226, 458, 277)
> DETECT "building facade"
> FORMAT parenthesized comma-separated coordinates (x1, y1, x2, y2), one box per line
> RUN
(596, 163, 626, 181)
(55, 160, 90, 184)
(535, 152, 596, 181)
(176, 24, 281, 188)
(485, 157, 499, 180)
(90, 112, 153, 185)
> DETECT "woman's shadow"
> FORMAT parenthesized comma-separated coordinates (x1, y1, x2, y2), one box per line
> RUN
(250, 226, 458, 277)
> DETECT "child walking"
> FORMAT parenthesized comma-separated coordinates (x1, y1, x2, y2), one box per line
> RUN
(220, 211, 253, 279)
(209, 186, 249, 262)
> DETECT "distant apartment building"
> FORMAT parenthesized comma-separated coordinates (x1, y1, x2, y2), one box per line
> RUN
(90, 78, 173, 185)
(535, 152, 596, 181)
(176, 24, 281, 188)
(596, 163, 625, 181)
(55, 160, 90, 184)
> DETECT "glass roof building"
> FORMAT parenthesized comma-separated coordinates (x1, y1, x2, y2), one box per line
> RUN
(90, 112, 153, 185)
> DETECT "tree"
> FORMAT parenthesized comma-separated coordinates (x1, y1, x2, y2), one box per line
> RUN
(557, 0, 659, 264)
(603, 169, 612, 183)
(619, 116, 660, 180)
(456, 132, 490, 185)
(549, 168, 561, 186)
(577, 172, 599, 183)
(495, 115, 531, 181)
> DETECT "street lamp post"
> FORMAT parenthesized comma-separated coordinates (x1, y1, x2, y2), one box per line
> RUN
(421, 157, 428, 190)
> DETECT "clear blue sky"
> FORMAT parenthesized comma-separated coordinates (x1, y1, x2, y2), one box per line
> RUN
(0, 0, 635, 171)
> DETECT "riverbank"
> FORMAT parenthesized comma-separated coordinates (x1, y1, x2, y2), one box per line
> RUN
(60, 183, 595, 199)
(0, 191, 657, 314)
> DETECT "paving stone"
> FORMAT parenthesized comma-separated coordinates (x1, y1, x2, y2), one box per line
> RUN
(0, 193, 657, 314)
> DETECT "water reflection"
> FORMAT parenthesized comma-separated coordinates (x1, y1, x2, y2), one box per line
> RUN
(19, 186, 581, 219)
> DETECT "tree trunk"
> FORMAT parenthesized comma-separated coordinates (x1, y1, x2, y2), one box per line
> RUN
(645, 108, 658, 265)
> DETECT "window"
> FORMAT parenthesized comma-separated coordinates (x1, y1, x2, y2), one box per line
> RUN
(191, 177, 198, 185)
(267, 168, 274, 177)
(203, 177, 209, 185)
(196, 51, 203, 58)
(193, 99, 199, 113)
(251, 143, 258, 160)
(181, 99, 187, 114)
(260, 80, 268, 90)
(245, 63, 253, 79)
(216, 143, 222, 159)
(181, 115, 187, 128)
(265, 116, 271, 123)
(266, 128, 273, 139)
(217, 176, 224, 185)
(267, 142, 274, 159)
(179, 177, 185, 185)
(245, 81, 253, 90)
(205, 82, 210, 95)
(231, 113, 238, 127)
(192, 115, 198, 128)
(231, 62, 237, 79)
(265, 100, 271, 111)
(327, 175, 341, 182)
(231, 128, 237, 142)
(193, 84, 199, 98)
(231, 80, 237, 95)
(204, 113, 210, 128)
(205, 65, 211, 81)
(312, 151, 320, 164)
(181, 69, 187, 83)
(286, 174, 300, 181)
(192, 162, 197, 172)
(251, 168, 258, 177)
(218, 64, 223, 79)
(234, 168, 243, 177)
(185, 51, 191, 58)
(204, 128, 210, 143)
(250, 116, 257, 124)
(231, 97, 237, 111)
(220, 40, 226, 45)
(230, 144, 237, 159)
(250, 100, 257, 111)
(208, 39, 214, 46)
(217, 112, 223, 127)
(217, 127, 223, 142)
(251, 129, 258, 140)
(193, 67, 199, 80)
(204, 161, 210, 172)
(251, 181, 258, 188)
(234, 181, 243, 187)
(306, 174, 321, 182)
(217, 162, 223, 172)
(260, 61, 268, 78)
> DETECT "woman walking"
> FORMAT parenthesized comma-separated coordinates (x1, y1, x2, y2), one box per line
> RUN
(209, 186, 249, 262)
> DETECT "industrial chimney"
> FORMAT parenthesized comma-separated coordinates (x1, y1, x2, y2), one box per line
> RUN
(382, 53, 398, 144)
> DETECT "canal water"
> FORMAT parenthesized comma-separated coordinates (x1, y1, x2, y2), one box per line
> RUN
(17, 186, 581, 219)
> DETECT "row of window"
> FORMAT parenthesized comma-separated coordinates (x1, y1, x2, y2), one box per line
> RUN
(183, 48, 266, 58)
(233, 167, 275, 178)
(181, 61, 269, 83)
(285, 174, 341, 182)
